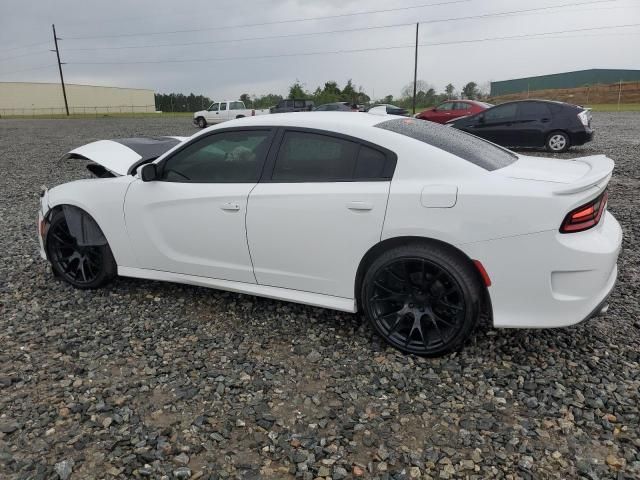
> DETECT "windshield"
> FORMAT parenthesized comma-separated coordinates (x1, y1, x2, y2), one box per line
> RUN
(375, 118, 517, 171)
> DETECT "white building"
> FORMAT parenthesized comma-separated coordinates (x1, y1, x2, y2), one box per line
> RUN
(0, 82, 155, 115)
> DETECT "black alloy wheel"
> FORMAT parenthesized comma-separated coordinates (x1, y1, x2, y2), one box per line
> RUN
(362, 245, 481, 356)
(46, 210, 116, 289)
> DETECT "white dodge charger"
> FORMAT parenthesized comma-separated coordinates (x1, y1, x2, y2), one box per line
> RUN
(38, 112, 622, 356)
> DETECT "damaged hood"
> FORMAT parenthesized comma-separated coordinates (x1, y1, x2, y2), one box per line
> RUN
(62, 136, 187, 176)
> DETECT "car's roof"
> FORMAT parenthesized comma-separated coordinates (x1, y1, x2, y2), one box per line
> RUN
(219, 112, 395, 130)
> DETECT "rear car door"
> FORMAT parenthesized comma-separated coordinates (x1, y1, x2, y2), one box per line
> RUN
(246, 129, 396, 298)
(124, 128, 275, 282)
(473, 103, 519, 145)
(516, 101, 552, 147)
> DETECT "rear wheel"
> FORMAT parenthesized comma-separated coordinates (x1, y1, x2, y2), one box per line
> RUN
(196, 117, 206, 128)
(46, 210, 116, 289)
(546, 131, 570, 152)
(361, 244, 482, 356)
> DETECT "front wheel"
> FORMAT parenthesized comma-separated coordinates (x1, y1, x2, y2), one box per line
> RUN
(46, 210, 117, 289)
(196, 117, 206, 128)
(546, 131, 570, 152)
(361, 244, 482, 356)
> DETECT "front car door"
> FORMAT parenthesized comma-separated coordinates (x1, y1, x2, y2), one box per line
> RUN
(432, 101, 455, 123)
(124, 128, 275, 282)
(246, 129, 396, 298)
(204, 102, 219, 123)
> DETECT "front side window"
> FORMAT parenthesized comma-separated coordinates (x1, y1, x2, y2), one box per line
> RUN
(484, 103, 518, 122)
(208, 103, 219, 112)
(161, 130, 271, 183)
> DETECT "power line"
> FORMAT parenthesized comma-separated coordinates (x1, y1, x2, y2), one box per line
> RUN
(62, 0, 471, 40)
(0, 50, 51, 63)
(0, 64, 55, 76)
(60, 0, 619, 53)
(67, 23, 640, 66)
(0, 41, 50, 54)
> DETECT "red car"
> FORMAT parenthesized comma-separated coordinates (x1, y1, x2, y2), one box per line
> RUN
(416, 100, 492, 124)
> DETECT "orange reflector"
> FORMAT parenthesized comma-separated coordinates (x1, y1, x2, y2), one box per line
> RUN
(473, 260, 492, 287)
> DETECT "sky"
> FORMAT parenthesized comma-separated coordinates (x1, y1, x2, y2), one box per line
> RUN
(0, 0, 639, 100)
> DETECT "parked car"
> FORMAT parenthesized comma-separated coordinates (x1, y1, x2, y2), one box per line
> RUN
(270, 99, 314, 113)
(314, 102, 356, 112)
(40, 113, 620, 357)
(448, 100, 593, 152)
(367, 104, 408, 116)
(193, 100, 268, 128)
(417, 100, 491, 124)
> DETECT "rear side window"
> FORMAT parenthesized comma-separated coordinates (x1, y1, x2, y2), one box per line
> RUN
(375, 118, 517, 171)
(294, 100, 306, 108)
(519, 102, 551, 119)
(230, 101, 245, 110)
(271, 131, 395, 182)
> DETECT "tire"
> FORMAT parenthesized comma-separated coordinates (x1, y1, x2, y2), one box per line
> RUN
(361, 243, 482, 357)
(46, 210, 117, 289)
(235, 115, 245, 119)
(196, 117, 206, 128)
(546, 131, 570, 153)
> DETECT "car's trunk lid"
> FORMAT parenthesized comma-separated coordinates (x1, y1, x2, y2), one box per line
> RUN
(495, 154, 613, 194)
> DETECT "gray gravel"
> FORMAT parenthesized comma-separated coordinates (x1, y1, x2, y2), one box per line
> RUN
(1, 114, 639, 479)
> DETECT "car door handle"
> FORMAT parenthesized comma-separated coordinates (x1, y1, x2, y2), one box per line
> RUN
(346, 201, 373, 211)
(220, 202, 240, 211)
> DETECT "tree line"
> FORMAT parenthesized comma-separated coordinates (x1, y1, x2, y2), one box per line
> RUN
(155, 79, 488, 112)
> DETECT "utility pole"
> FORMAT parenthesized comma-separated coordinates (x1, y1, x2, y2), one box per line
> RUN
(51, 24, 69, 116)
(412, 23, 419, 115)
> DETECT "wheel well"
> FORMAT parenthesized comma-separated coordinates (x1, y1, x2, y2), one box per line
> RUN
(235, 114, 245, 119)
(44, 204, 109, 249)
(547, 129, 571, 142)
(354, 236, 492, 318)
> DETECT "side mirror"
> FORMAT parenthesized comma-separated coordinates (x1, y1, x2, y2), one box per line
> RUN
(140, 163, 158, 182)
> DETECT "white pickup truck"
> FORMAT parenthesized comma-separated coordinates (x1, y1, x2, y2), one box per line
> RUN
(193, 100, 269, 128)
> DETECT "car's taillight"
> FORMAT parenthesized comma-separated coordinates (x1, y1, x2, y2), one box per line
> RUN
(577, 109, 590, 127)
(560, 190, 608, 233)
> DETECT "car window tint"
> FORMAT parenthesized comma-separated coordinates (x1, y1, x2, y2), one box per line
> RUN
(519, 102, 551, 119)
(208, 103, 219, 112)
(230, 101, 244, 110)
(375, 118, 517, 171)
(484, 103, 518, 122)
(437, 102, 454, 111)
(161, 130, 270, 183)
(219, 102, 227, 111)
(294, 100, 305, 108)
(272, 132, 358, 182)
(455, 102, 471, 110)
(354, 145, 387, 179)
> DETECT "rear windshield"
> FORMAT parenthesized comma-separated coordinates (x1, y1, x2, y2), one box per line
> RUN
(375, 118, 517, 171)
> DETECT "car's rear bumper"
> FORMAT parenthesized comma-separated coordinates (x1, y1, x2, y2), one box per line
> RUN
(460, 211, 622, 328)
(571, 128, 594, 146)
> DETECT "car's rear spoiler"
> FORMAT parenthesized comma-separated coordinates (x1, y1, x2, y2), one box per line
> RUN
(552, 155, 614, 195)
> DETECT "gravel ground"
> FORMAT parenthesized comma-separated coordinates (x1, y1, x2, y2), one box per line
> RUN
(0, 113, 638, 480)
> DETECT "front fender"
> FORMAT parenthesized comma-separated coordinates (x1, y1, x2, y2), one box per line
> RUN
(45, 176, 137, 267)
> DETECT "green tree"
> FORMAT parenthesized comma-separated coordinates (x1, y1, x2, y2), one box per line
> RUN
(445, 83, 455, 99)
(341, 79, 357, 103)
(383, 95, 394, 104)
(288, 81, 308, 99)
(461, 82, 479, 100)
(239, 93, 251, 105)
